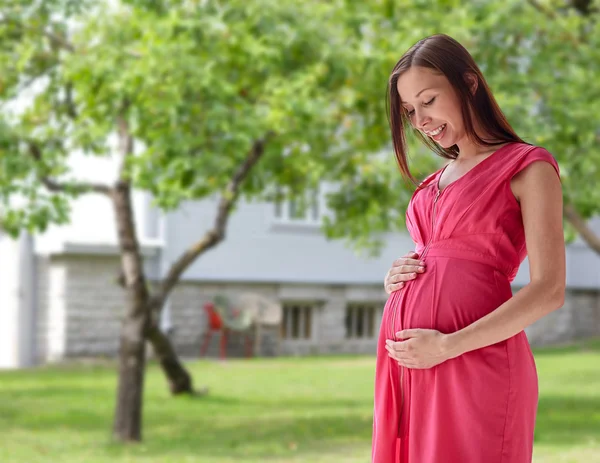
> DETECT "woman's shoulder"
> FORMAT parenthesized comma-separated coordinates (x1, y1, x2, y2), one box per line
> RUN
(506, 142, 560, 179)
(508, 141, 553, 157)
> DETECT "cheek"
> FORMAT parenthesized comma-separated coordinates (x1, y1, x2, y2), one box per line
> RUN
(442, 98, 465, 129)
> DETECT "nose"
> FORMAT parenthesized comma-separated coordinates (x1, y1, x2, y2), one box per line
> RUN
(415, 110, 431, 131)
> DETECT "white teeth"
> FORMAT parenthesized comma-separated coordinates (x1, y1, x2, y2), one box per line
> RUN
(428, 124, 446, 136)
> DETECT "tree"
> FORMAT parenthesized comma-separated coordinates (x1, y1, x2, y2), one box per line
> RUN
(511, 0, 600, 250)
(2, 0, 599, 444)
(321, 0, 600, 253)
(0, 0, 417, 441)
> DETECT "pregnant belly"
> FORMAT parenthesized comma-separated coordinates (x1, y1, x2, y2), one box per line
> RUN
(386, 256, 512, 336)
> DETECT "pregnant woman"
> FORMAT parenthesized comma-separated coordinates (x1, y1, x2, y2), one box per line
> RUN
(372, 34, 566, 463)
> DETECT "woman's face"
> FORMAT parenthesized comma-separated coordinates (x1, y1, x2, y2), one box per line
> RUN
(396, 66, 468, 149)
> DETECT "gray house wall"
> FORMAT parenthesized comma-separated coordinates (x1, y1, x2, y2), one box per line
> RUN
(161, 195, 416, 285)
(19, 194, 600, 365)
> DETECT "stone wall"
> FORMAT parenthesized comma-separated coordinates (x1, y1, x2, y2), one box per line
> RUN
(168, 281, 282, 357)
(34, 257, 50, 363)
(168, 281, 386, 357)
(34, 254, 600, 362)
(39, 255, 126, 359)
(524, 287, 600, 346)
(63, 255, 125, 357)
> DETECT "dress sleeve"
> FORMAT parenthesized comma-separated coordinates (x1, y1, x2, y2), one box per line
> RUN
(509, 146, 560, 182)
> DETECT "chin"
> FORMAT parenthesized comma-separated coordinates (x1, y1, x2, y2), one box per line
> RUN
(439, 132, 456, 149)
(433, 138, 451, 149)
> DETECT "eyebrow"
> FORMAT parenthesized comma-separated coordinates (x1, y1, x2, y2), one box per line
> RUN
(401, 87, 435, 106)
(416, 87, 434, 97)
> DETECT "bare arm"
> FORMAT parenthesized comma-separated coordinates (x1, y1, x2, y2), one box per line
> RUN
(446, 160, 565, 357)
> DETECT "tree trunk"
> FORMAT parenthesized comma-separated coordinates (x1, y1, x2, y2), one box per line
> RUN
(146, 322, 195, 394)
(564, 203, 600, 254)
(113, 315, 148, 441)
(111, 181, 153, 442)
(143, 134, 272, 395)
(116, 281, 197, 396)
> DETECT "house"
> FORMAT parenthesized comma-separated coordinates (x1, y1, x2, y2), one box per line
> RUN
(1, 155, 600, 369)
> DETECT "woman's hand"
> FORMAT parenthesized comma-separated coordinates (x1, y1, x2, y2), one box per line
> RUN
(384, 251, 426, 294)
(385, 329, 460, 369)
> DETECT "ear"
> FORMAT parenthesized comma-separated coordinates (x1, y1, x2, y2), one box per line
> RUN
(465, 73, 478, 96)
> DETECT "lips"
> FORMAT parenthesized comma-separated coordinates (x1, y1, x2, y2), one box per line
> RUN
(425, 124, 446, 137)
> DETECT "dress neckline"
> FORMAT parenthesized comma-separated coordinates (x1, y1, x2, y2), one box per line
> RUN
(435, 142, 516, 194)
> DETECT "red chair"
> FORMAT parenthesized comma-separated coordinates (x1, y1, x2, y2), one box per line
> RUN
(199, 300, 254, 359)
(199, 302, 228, 359)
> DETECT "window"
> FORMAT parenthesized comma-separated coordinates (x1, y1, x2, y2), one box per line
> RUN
(273, 185, 322, 225)
(281, 302, 314, 340)
(345, 303, 379, 339)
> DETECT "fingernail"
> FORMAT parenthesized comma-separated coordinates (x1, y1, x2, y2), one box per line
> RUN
(420, 261, 426, 265)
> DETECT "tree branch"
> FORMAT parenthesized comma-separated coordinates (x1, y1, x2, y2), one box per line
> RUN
(525, 0, 583, 45)
(569, 0, 596, 16)
(526, 0, 558, 18)
(116, 100, 133, 182)
(64, 82, 78, 119)
(152, 132, 275, 307)
(0, 19, 77, 53)
(564, 203, 600, 254)
(28, 142, 112, 196)
(42, 28, 76, 52)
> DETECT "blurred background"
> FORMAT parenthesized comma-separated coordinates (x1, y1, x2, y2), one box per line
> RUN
(0, 0, 599, 462)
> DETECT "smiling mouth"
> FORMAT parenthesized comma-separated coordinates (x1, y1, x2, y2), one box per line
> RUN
(425, 124, 446, 136)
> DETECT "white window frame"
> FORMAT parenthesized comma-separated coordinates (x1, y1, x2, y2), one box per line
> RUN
(345, 303, 380, 339)
(272, 184, 327, 227)
(280, 302, 317, 341)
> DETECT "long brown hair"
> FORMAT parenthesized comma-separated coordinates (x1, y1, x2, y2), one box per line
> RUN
(387, 34, 525, 187)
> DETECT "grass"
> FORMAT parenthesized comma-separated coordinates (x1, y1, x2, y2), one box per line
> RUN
(0, 339, 599, 463)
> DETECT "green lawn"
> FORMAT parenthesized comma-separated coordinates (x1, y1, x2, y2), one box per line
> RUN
(0, 340, 599, 463)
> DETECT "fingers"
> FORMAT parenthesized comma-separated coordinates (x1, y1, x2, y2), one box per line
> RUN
(385, 339, 409, 352)
(384, 269, 400, 294)
(384, 343, 401, 359)
(392, 266, 425, 280)
(391, 258, 426, 275)
(385, 345, 414, 364)
(385, 267, 425, 293)
(387, 265, 425, 289)
(385, 343, 424, 369)
(396, 329, 418, 339)
(385, 252, 428, 294)
(392, 251, 423, 268)
(385, 282, 404, 294)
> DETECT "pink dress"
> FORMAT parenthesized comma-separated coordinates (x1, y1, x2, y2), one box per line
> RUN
(372, 142, 561, 463)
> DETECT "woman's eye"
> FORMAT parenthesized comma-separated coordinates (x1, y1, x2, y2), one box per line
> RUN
(405, 97, 435, 117)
